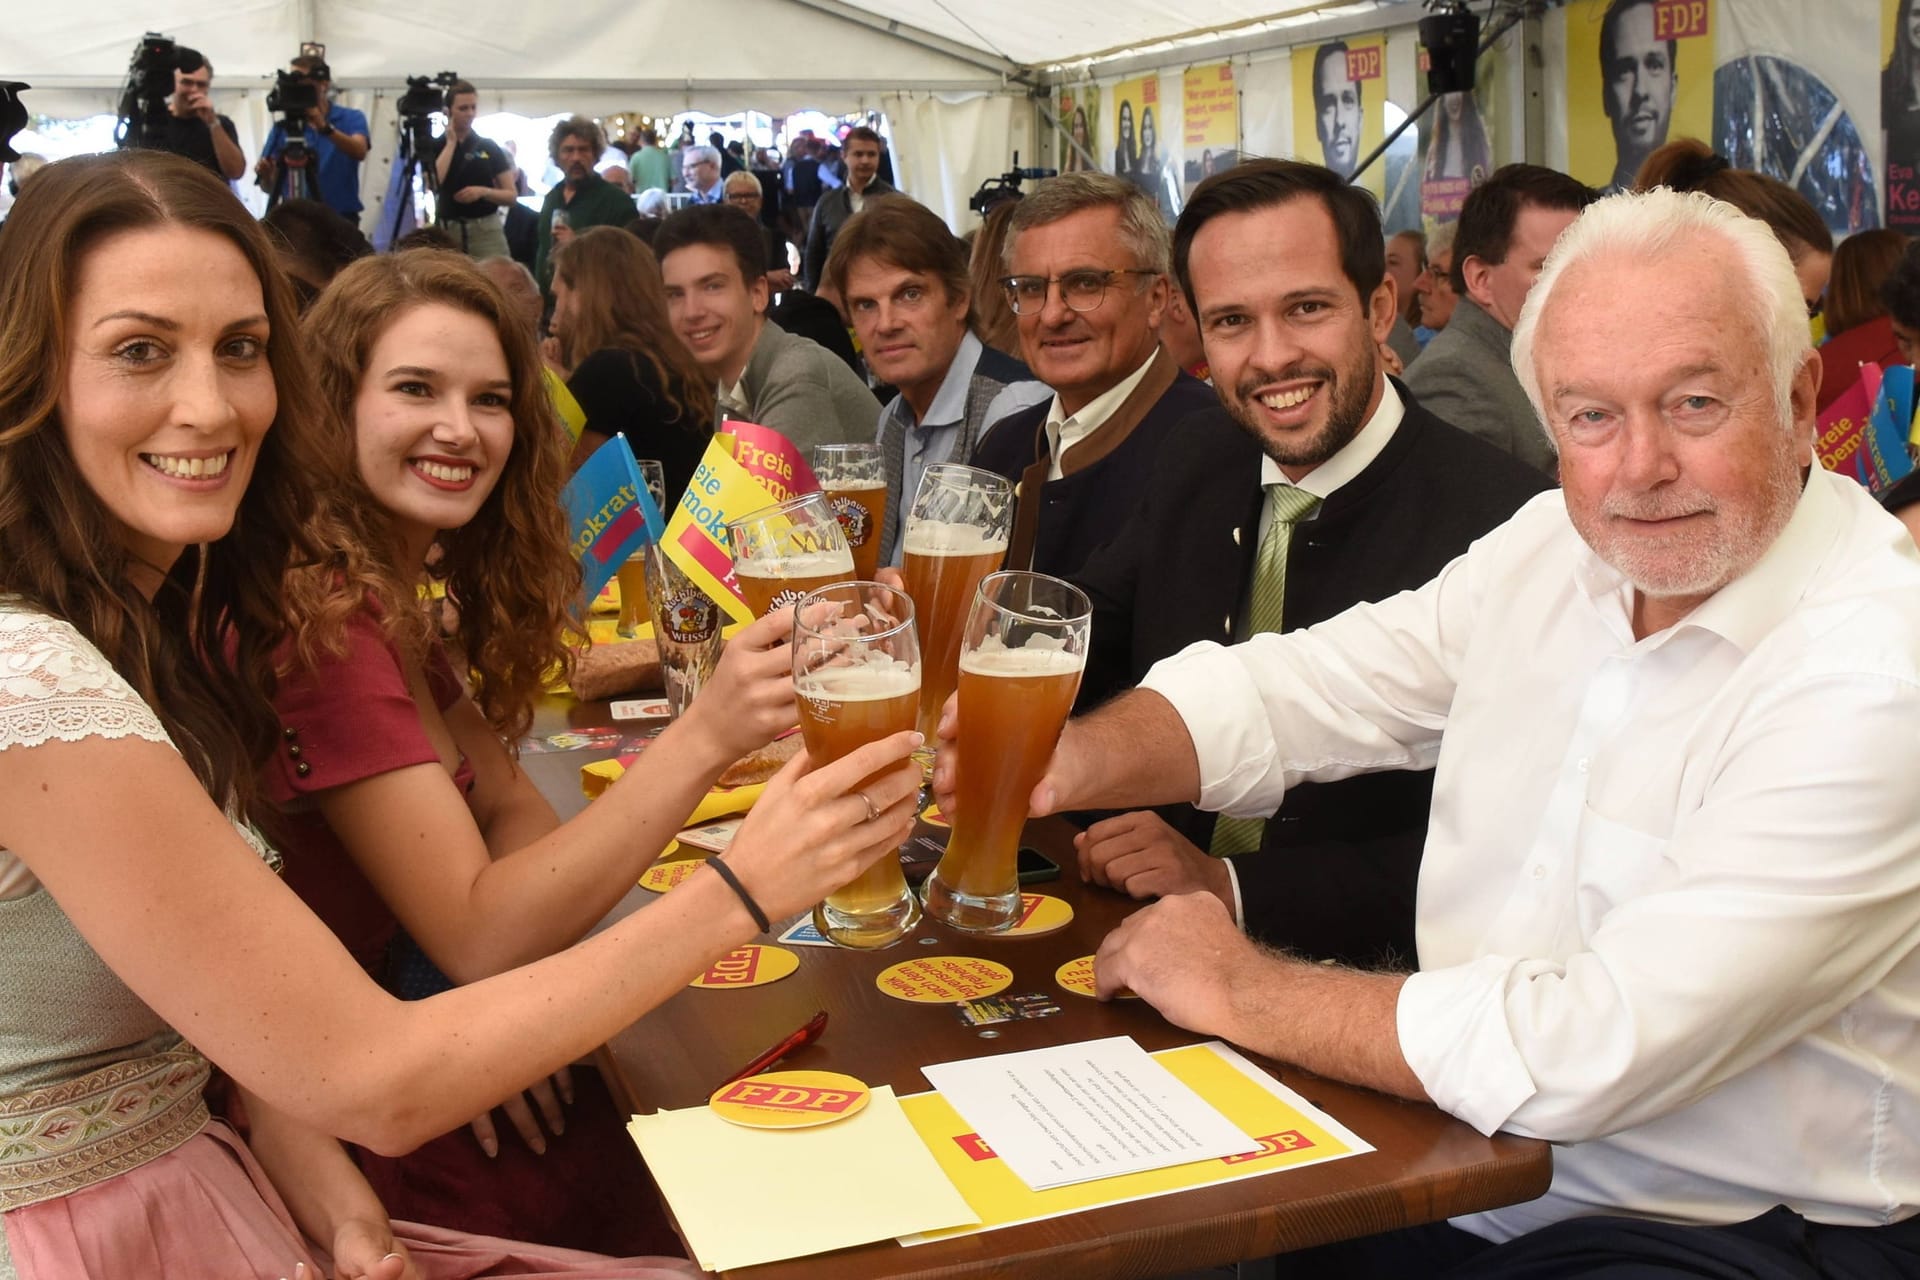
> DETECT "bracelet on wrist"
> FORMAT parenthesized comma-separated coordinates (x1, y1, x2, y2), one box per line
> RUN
(706, 855, 771, 934)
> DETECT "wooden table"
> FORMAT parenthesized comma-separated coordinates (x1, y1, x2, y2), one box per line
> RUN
(521, 695, 1552, 1280)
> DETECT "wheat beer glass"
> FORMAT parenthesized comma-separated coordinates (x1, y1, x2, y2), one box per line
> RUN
(727, 492, 856, 618)
(923, 571, 1089, 933)
(813, 443, 888, 581)
(615, 458, 668, 638)
(899, 464, 1012, 746)
(792, 582, 923, 948)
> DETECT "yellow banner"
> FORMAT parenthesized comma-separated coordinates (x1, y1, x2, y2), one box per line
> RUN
(1182, 62, 1238, 196)
(1564, 0, 1714, 194)
(1294, 35, 1387, 195)
(545, 366, 587, 443)
(661, 423, 821, 627)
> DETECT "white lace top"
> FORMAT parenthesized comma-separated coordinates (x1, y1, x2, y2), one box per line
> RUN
(0, 603, 272, 1093)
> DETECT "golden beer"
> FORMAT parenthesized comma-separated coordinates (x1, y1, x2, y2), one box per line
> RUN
(734, 549, 856, 618)
(614, 554, 649, 637)
(929, 645, 1084, 928)
(900, 526, 1008, 741)
(795, 665, 920, 940)
(825, 481, 889, 581)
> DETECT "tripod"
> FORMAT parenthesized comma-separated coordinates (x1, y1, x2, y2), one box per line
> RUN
(388, 112, 440, 248)
(264, 128, 316, 211)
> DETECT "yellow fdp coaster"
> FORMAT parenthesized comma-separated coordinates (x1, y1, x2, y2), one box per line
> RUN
(688, 944, 800, 990)
(636, 844, 698, 893)
(919, 801, 951, 828)
(708, 1071, 871, 1129)
(1054, 954, 1140, 1000)
(1003, 893, 1074, 937)
(876, 956, 1013, 1003)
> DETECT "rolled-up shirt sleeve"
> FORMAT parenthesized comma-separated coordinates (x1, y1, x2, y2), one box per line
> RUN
(1400, 666, 1920, 1142)
(1140, 547, 1476, 819)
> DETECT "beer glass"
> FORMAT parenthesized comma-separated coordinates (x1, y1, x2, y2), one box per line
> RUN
(616, 458, 667, 639)
(643, 546, 722, 721)
(899, 464, 1013, 745)
(813, 443, 889, 582)
(922, 571, 1089, 934)
(792, 582, 923, 948)
(727, 492, 855, 618)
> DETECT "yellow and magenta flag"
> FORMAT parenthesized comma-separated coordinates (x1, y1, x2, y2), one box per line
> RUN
(664, 422, 820, 625)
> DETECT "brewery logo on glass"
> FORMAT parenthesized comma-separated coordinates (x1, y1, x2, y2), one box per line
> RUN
(828, 494, 872, 548)
(660, 587, 719, 645)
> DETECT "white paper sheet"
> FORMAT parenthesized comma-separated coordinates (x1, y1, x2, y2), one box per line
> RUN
(920, 1035, 1262, 1191)
(626, 1085, 979, 1271)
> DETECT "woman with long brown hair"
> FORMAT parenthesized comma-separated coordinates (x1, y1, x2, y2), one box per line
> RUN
(271, 247, 815, 1253)
(0, 150, 918, 1278)
(550, 227, 714, 504)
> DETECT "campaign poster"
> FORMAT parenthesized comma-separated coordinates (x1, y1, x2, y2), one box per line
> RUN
(1886, 0, 1920, 230)
(1564, 0, 1714, 194)
(1110, 74, 1178, 218)
(1292, 34, 1387, 197)
(1417, 39, 1498, 226)
(1182, 62, 1240, 194)
(1058, 84, 1100, 174)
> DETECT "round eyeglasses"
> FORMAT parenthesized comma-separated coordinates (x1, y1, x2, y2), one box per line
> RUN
(999, 268, 1160, 316)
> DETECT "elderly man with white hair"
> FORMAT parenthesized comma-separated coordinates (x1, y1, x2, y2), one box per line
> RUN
(934, 187, 1920, 1275)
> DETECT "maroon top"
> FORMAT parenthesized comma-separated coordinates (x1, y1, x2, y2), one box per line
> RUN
(265, 612, 476, 972)
(1819, 315, 1905, 414)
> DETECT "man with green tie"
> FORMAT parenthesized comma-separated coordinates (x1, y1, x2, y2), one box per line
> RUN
(1061, 159, 1547, 967)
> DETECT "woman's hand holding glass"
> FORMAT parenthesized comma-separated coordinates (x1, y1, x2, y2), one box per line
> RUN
(675, 604, 803, 764)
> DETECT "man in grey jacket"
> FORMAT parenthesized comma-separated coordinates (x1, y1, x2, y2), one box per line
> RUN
(656, 203, 876, 456)
(1404, 164, 1592, 478)
(802, 126, 897, 290)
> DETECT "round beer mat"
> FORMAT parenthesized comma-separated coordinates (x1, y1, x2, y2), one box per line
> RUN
(875, 956, 1013, 1002)
(688, 944, 800, 990)
(709, 1071, 871, 1129)
(636, 843, 699, 893)
(1003, 893, 1073, 937)
(1054, 954, 1140, 1000)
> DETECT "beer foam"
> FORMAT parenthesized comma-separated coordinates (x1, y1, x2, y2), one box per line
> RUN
(959, 636, 1084, 677)
(795, 660, 921, 701)
(902, 521, 1010, 557)
(734, 548, 855, 577)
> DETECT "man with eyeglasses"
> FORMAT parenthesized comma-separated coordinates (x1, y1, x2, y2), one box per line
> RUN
(971, 172, 1217, 578)
(724, 169, 793, 293)
(682, 145, 725, 204)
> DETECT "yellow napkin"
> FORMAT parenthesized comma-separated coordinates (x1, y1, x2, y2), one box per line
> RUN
(580, 757, 766, 821)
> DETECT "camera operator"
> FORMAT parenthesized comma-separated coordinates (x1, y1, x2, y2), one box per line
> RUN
(430, 79, 515, 259)
(158, 50, 244, 181)
(254, 54, 369, 219)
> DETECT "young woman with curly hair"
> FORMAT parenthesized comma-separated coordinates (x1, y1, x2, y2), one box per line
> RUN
(271, 248, 821, 1254)
(0, 151, 920, 1278)
(550, 227, 715, 503)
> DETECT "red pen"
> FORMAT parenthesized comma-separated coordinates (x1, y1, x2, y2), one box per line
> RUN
(716, 1010, 829, 1089)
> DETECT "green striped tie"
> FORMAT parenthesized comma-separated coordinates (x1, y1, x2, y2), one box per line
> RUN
(1209, 484, 1321, 858)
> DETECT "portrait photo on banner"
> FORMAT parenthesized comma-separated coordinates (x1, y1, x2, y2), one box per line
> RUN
(1292, 35, 1387, 197)
(1564, 0, 1714, 194)
(1059, 84, 1100, 173)
(1886, 0, 1920, 230)
(1418, 38, 1498, 226)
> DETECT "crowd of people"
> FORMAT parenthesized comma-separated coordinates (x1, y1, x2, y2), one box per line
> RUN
(2, 36, 1920, 1276)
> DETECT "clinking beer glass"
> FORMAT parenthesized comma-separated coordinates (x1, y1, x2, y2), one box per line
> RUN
(813, 443, 888, 582)
(726, 492, 856, 618)
(791, 582, 923, 948)
(922, 571, 1089, 933)
(899, 464, 1013, 749)
(615, 458, 668, 639)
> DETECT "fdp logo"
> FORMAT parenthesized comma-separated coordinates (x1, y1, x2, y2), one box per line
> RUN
(712, 1081, 862, 1114)
(1345, 46, 1383, 82)
(1220, 1130, 1316, 1164)
(954, 1132, 999, 1162)
(1653, 0, 1709, 39)
(700, 947, 762, 985)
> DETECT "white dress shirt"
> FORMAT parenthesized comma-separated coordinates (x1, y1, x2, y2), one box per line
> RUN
(1143, 468, 1920, 1240)
(1042, 352, 1157, 480)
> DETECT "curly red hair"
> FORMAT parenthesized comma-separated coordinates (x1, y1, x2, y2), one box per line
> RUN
(288, 249, 580, 743)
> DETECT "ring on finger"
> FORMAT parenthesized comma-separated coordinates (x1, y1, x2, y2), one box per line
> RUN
(857, 791, 880, 823)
